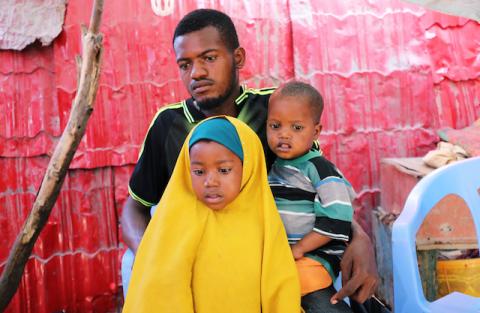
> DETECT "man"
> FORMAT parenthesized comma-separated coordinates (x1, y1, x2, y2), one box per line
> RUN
(121, 8, 378, 308)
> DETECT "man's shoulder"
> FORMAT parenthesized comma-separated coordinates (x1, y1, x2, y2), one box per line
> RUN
(150, 100, 190, 126)
(237, 86, 277, 105)
(243, 86, 277, 96)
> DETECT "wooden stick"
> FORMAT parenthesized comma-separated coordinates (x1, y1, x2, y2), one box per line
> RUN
(0, 0, 105, 310)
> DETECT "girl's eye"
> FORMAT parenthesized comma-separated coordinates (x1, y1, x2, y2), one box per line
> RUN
(192, 169, 204, 176)
(292, 124, 304, 131)
(269, 123, 280, 129)
(219, 168, 232, 174)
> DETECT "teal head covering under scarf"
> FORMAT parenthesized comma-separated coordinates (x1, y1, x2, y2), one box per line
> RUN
(189, 117, 244, 162)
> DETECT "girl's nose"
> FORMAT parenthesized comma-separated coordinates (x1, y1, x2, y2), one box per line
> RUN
(204, 172, 219, 187)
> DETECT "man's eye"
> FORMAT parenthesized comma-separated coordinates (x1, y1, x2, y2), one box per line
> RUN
(292, 124, 304, 131)
(204, 55, 217, 62)
(269, 123, 280, 129)
(178, 63, 190, 70)
(192, 169, 204, 176)
(219, 168, 232, 174)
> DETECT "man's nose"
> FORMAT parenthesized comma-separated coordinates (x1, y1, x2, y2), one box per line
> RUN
(191, 61, 207, 80)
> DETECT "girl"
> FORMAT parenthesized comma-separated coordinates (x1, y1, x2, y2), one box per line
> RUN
(123, 116, 301, 313)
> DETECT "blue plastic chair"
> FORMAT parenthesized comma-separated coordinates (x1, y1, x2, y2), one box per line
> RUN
(392, 157, 480, 313)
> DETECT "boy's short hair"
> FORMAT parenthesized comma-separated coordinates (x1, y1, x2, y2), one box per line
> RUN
(275, 81, 324, 123)
(173, 9, 240, 52)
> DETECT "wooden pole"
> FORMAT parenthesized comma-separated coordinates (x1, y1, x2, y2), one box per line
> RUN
(0, 0, 105, 310)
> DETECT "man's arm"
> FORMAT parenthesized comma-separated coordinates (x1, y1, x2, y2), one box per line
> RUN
(331, 220, 379, 304)
(121, 196, 152, 254)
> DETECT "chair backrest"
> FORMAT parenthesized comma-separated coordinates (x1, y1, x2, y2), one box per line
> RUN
(392, 157, 480, 313)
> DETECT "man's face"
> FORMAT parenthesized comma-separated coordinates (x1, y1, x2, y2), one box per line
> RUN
(174, 26, 238, 110)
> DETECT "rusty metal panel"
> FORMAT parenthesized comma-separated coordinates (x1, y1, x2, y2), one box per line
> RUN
(53, 0, 294, 169)
(0, 157, 121, 312)
(3, 250, 120, 313)
(402, 0, 480, 21)
(0, 0, 67, 50)
(433, 79, 480, 128)
(288, 0, 479, 230)
(425, 20, 480, 84)
(0, 46, 61, 158)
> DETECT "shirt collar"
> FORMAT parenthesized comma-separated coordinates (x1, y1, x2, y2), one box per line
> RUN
(183, 85, 247, 123)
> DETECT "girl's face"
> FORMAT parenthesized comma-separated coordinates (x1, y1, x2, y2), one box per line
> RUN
(190, 141, 243, 210)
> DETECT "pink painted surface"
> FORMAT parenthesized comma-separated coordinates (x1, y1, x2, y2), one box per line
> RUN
(1, 0, 479, 311)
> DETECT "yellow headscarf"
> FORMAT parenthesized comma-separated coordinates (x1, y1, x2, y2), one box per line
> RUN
(123, 116, 301, 313)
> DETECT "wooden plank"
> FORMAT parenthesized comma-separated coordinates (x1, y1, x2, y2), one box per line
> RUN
(372, 210, 394, 309)
(417, 242, 478, 251)
(416, 194, 477, 247)
(418, 250, 438, 301)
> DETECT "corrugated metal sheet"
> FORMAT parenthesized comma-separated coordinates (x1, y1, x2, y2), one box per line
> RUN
(0, 157, 124, 312)
(288, 0, 479, 230)
(1, 0, 479, 312)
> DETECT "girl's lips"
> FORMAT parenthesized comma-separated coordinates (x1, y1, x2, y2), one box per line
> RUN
(204, 194, 223, 204)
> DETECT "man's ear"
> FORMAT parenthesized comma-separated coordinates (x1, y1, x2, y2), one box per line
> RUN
(234, 47, 246, 69)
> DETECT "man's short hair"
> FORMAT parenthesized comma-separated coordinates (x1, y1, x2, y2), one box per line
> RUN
(173, 9, 240, 52)
(275, 81, 324, 123)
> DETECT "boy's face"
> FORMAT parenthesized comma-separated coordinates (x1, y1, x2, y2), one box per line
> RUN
(174, 26, 242, 110)
(190, 141, 243, 210)
(267, 94, 322, 160)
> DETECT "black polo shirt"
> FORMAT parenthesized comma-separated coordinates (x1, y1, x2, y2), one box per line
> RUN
(129, 85, 276, 207)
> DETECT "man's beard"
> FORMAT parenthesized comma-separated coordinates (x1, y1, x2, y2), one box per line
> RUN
(195, 68, 237, 111)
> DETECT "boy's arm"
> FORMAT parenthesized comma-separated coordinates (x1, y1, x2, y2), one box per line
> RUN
(308, 159, 378, 303)
(290, 231, 331, 259)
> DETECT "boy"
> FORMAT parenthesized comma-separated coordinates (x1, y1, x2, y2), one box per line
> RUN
(267, 81, 355, 312)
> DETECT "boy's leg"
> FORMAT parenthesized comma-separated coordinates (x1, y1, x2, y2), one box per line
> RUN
(302, 286, 353, 313)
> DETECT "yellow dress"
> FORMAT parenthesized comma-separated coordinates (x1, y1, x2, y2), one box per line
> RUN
(123, 116, 301, 313)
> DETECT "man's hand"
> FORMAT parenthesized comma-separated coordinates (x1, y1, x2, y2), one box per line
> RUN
(331, 221, 379, 304)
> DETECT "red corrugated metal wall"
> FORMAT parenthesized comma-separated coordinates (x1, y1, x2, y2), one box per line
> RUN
(1, 0, 479, 312)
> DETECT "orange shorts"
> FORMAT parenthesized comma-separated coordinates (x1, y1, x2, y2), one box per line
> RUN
(296, 257, 332, 295)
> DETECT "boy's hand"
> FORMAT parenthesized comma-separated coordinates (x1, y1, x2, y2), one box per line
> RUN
(290, 244, 304, 260)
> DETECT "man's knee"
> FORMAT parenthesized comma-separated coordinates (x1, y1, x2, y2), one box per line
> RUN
(121, 248, 135, 298)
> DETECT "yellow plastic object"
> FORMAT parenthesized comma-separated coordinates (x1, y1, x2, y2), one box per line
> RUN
(437, 258, 480, 298)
